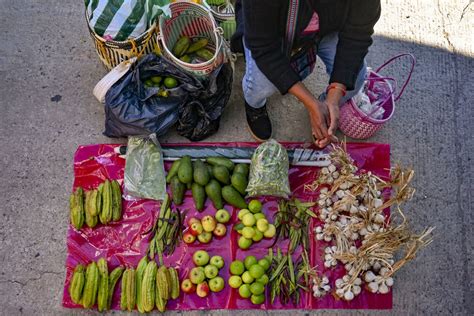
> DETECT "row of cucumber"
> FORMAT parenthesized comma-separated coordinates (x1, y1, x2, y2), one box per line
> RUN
(167, 156, 249, 211)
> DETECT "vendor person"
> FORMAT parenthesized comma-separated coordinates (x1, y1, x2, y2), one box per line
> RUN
(231, 0, 381, 147)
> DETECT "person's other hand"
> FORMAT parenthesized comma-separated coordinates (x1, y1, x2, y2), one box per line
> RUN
(306, 99, 337, 148)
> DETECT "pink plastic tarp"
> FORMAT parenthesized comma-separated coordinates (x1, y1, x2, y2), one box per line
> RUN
(62, 142, 392, 310)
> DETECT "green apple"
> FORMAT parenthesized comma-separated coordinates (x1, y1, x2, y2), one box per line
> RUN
(250, 282, 265, 295)
(196, 281, 210, 298)
(258, 258, 271, 271)
(213, 223, 227, 237)
(241, 226, 255, 239)
(230, 260, 245, 275)
(228, 275, 243, 288)
(209, 276, 225, 292)
(238, 284, 251, 298)
(215, 209, 231, 223)
(193, 250, 210, 266)
(197, 231, 212, 243)
(241, 271, 254, 284)
(210, 255, 225, 269)
(244, 256, 258, 270)
(181, 278, 196, 293)
(248, 200, 262, 213)
(256, 218, 269, 232)
(201, 215, 217, 232)
(251, 294, 265, 305)
(263, 224, 276, 238)
(249, 264, 265, 279)
(238, 209, 250, 220)
(238, 236, 252, 250)
(189, 267, 206, 284)
(253, 213, 266, 221)
(252, 229, 263, 242)
(242, 213, 256, 227)
(257, 274, 269, 285)
(204, 264, 219, 279)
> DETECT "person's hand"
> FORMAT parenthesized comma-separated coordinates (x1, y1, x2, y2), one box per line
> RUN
(305, 99, 337, 148)
(326, 101, 340, 140)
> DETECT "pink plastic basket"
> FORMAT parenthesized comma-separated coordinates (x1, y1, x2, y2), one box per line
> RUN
(339, 53, 415, 139)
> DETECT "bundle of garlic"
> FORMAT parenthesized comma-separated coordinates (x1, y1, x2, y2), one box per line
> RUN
(307, 144, 434, 301)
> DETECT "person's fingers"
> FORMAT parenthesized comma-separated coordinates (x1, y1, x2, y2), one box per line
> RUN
(312, 126, 324, 140)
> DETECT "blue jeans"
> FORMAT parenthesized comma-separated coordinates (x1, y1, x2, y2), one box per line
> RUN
(243, 32, 367, 108)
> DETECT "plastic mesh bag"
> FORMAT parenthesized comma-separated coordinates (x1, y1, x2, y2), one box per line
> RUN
(123, 134, 166, 201)
(246, 139, 291, 198)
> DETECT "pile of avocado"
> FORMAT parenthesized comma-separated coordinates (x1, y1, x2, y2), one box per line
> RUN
(166, 156, 249, 211)
(143, 75, 179, 98)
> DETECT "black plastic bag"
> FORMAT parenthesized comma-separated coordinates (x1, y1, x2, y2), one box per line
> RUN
(176, 63, 233, 141)
(104, 54, 203, 137)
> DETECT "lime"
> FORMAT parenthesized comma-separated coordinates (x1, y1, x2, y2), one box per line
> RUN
(164, 77, 178, 88)
(242, 213, 256, 227)
(230, 260, 245, 276)
(242, 227, 255, 239)
(249, 264, 265, 279)
(239, 284, 251, 298)
(228, 275, 242, 288)
(150, 76, 162, 84)
(258, 258, 271, 271)
(244, 256, 258, 270)
(144, 79, 153, 87)
(238, 236, 252, 250)
(248, 200, 262, 213)
(250, 282, 265, 295)
(251, 294, 265, 305)
(252, 229, 263, 242)
(254, 213, 265, 221)
(241, 271, 254, 284)
(257, 274, 269, 285)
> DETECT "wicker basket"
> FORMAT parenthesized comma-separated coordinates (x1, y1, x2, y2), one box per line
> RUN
(339, 53, 415, 139)
(202, 0, 235, 22)
(85, 12, 161, 70)
(159, 1, 225, 77)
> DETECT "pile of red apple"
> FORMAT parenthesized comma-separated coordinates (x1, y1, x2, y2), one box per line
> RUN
(183, 209, 231, 244)
(181, 250, 226, 297)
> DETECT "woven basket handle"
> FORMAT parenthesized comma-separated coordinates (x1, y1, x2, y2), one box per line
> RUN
(360, 76, 396, 121)
(375, 53, 416, 101)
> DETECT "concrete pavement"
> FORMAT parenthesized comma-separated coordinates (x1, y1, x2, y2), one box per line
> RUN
(0, 0, 472, 315)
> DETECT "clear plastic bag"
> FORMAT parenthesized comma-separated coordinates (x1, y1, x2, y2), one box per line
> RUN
(123, 134, 166, 201)
(246, 139, 291, 198)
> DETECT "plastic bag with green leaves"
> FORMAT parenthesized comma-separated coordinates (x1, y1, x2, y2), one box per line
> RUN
(124, 134, 166, 201)
(246, 139, 291, 198)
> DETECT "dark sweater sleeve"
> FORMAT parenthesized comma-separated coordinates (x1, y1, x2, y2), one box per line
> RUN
(243, 0, 301, 94)
(330, 0, 381, 90)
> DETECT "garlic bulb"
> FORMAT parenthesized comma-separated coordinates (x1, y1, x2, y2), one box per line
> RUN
(312, 276, 330, 298)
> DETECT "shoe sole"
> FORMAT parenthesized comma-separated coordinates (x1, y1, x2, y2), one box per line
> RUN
(246, 122, 272, 143)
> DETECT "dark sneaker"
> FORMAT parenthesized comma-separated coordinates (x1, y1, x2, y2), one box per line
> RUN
(245, 101, 272, 141)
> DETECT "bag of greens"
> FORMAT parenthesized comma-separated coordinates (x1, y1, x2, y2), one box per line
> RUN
(246, 139, 291, 198)
(124, 134, 166, 201)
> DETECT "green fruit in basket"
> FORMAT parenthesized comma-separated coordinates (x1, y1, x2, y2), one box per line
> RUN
(220, 19, 237, 41)
(187, 38, 209, 54)
(144, 79, 154, 87)
(164, 77, 178, 89)
(150, 76, 162, 84)
(172, 36, 191, 57)
(180, 55, 191, 63)
(196, 48, 214, 61)
(222, 185, 248, 209)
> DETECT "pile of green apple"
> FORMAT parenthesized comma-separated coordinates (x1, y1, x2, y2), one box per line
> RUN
(228, 255, 271, 305)
(234, 200, 276, 249)
(181, 250, 226, 297)
(182, 209, 231, 244)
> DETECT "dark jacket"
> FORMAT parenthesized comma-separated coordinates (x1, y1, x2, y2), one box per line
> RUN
(231, 0, 381, 94)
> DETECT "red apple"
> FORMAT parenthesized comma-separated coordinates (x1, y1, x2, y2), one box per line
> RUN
(213, 223, 227, 237)
(196, 281, 210, 298)
(183, 232, 196, 244)
(189, 221, 204, 236)
(188, 217, 200, 227)
(181, 278, 196, 294)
